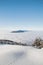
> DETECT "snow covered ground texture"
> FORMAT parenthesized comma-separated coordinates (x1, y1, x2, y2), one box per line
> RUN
(0, 45, 43, 65)
(0, 31, 43, 65)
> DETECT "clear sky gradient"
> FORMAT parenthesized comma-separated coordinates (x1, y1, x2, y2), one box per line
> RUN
(0, 0, 43, 30)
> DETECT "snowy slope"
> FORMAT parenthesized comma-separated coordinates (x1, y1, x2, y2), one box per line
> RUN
(0, 45, 43, 65)
(0, 31, 43, 65)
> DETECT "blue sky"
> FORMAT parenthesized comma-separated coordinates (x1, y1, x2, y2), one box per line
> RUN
(0, 0, 43, 30)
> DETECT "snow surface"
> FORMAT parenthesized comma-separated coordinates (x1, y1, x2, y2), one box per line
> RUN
(0, 31, 43, 65)
(0, 45, 43, 65)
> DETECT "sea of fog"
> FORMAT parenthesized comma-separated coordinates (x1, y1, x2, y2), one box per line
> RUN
(0, 31, 43, 45)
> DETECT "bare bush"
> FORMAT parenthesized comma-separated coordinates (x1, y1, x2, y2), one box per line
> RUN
(32, 38, 43, 49)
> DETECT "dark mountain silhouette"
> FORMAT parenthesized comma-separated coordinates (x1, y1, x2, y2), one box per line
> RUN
(11, 30, 28, 33)
(0, 39, 29, 46)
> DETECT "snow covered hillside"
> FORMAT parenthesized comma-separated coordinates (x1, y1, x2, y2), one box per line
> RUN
(0, 31, 43, 65)
(0, 45, 43, 65)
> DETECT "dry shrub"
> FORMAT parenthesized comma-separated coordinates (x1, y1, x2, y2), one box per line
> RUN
(32, 38, 43, 49)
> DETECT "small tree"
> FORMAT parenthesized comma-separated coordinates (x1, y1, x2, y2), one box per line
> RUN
(32, 38, 42, 46)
